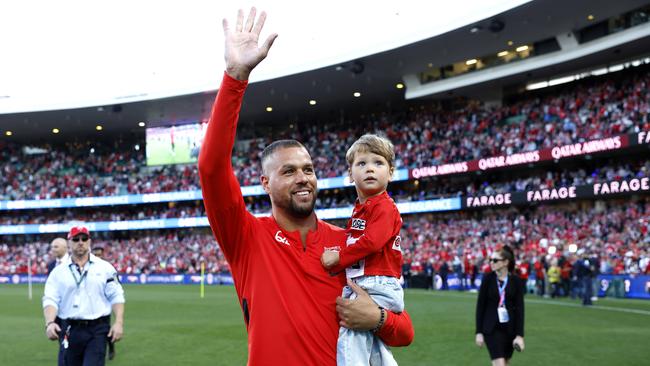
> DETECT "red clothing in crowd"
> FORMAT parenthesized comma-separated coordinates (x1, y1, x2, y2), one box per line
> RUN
(561, 261, 572, 281)
(518, 262, 530, 281)
(481, 262, 491, 274)
(332, 192, 402, 278)
(198, 73, 413, 366)
(534, 260, 545, 279)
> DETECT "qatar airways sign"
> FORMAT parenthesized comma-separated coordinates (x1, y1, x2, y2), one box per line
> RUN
(409, 134, 633, 180)
(411, 162, 468, 179)
(550, 136, 622, 159)
(478, 151, 539, 170)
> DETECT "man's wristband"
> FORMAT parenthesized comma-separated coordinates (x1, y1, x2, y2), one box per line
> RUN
(371, 307, 386, 333)
(45, 321, 55, 328)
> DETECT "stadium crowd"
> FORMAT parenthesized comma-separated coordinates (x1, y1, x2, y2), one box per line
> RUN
(398, 199, 650, 293)
(1, 68, 649, 201)
(2, 199, 649, 278)
(2, 157, 648, 226)
(0, 231, 228, 276)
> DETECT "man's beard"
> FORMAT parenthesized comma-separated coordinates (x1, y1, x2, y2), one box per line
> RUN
(73, 247, 89, 259)
(287, 191, 317, 218)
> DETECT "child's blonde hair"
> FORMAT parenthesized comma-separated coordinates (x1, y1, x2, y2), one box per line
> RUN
(346, 134, 395, 169)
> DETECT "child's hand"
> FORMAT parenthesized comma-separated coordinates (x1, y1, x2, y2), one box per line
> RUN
(321, 250, 340, 269)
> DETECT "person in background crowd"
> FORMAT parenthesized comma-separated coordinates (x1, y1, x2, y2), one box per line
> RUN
(547, 259, 561, 298)
(47, 238, 69, 275)
(453, 256, 464, 291)
(402, 260, 412, 289)
(439, 260, 449, 290)
(463, 255, 472, 290)
(571, 254, 582, 300)
(590, 252, 601, 302)
(560, 257, 572, 297)
(425, 258, 435, 290)
(516, 256, 530, 295)
(533, 257, 546, 297)
(577, 250, 595, 306)
(470, 257, 480, 291)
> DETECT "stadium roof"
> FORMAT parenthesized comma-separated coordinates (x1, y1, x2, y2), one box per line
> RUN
(1, 0, 648, 141)
(1, 0, 530, 114)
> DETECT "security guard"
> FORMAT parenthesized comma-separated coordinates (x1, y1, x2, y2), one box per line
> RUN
(43, 226, 125, 366)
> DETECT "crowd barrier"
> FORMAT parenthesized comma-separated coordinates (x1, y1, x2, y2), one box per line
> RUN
(3, 273, 648, 299)
(407, 273, 650, 300)
(0, 273, 234, 286)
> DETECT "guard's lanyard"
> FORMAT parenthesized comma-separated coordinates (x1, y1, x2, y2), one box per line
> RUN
(69, 262, 89, 288)
(497, 275, 508, 307)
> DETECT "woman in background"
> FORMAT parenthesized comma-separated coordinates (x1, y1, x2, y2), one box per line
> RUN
(475, 246, 525, 366)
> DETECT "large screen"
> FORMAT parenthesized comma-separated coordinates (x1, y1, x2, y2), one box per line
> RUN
(146, 123, 206, 166)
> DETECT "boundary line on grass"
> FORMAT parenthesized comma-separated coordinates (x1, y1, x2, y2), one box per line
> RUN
(526, 298, 650, 316)
(411, 291, 650, 316)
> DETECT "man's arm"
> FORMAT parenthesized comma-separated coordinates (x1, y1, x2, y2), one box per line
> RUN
(197, 8, 277, 263)
(108, 303, 124, 343)
(376, 310, 414, 347)
(198, 73, 253, 265)
(329, 204, 398, 272)
(336, 280, 414, 347)
(43, 305, 60, 340)
(42, 274, 61, 340)
(104, 265, 125, 342)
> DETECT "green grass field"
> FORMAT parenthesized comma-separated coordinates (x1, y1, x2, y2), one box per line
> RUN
(2, 285, 649, 365)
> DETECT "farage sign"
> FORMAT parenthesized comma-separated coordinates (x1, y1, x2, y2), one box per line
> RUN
(464, 178, 649, 209)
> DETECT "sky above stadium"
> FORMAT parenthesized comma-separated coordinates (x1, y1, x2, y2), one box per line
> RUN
(1, 0, 530, 113)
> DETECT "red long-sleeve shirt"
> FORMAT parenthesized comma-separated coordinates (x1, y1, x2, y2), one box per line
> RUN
(332, 191, 403, 278)
(198, 72, 413, 366)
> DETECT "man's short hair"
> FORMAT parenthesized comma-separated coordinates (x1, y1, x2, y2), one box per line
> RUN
(261, 140, 309, 174)
(346, 134, 395, 169)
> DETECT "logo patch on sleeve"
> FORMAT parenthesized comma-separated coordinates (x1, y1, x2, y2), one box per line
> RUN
(350, 218, 366, 231)
(392, 236, 402, 252)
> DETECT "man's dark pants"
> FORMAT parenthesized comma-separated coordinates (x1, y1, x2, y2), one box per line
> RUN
(57, 317, 110, 366)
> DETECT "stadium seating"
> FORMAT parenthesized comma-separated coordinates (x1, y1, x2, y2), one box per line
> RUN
(1, 67, 648, 201)
(1, 67, 649, 279)
(2, 196, 650, 276)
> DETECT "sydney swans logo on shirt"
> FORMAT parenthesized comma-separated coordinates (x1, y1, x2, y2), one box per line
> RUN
(346, 235, 362, 246)
(392, 236, 402, 252)
(350, 218, 366, 231)
(274, 231, 290, 246)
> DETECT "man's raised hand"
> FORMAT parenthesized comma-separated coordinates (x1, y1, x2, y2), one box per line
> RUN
(223, 7, 278, 81)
